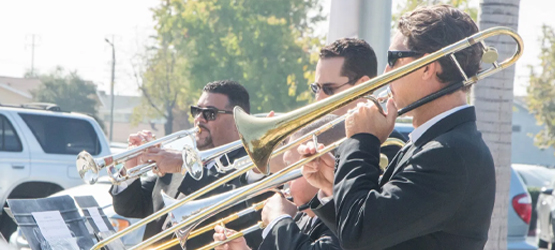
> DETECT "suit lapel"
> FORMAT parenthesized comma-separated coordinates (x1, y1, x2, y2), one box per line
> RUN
(381, 141, 413, 183)
(382, 107, 477, 182)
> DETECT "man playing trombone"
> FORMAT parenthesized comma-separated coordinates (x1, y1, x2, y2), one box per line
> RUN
(310, 38, 407, 163)
(110, 80, 269, 250)
(301, 5, 495, 250)
(213, 115, 345, 250)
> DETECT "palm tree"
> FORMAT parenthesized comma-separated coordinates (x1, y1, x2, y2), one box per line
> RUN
(474, 0, 521, 249)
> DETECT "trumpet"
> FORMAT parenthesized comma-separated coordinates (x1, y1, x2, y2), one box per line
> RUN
(90, 26, 523, 250)
(77, 127, 201, 185)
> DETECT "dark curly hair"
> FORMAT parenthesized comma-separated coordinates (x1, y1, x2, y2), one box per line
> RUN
(398, 4, 482, 91)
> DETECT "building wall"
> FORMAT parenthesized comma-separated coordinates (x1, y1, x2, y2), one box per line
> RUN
(512, 103, 555, 167)
(0, 88, 32, 104)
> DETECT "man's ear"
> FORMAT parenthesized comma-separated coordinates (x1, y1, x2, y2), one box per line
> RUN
(357, 75, 371, 84)
(421, 58, 439, 81)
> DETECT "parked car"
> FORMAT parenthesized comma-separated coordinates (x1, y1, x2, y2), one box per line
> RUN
(514, 164, 555, 188)
(509, 167, 537, 250)
(0, 104, 111, 239)
(535, 175, 555, 249)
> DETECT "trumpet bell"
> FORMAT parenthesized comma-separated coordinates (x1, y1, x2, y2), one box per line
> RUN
(77, 151, 105, 185)
(182, 144, 204, 180)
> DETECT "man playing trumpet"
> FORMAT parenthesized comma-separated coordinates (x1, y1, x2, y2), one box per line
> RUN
(111, 80, 269, 250)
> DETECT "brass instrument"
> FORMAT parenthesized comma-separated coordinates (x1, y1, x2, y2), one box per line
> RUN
(90, 26, 523, 250)
(234, 26, 523, 172)
(77, 127, 201, 185)
(148, 200, 266, 250)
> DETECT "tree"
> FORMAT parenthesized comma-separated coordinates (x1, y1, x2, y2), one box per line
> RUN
(527, 25, 555, 151)
(475, 0, 520, 249)
(31, 67, 103, 128)
(151, 0, 324, 113)
(131, 41, 191, 135)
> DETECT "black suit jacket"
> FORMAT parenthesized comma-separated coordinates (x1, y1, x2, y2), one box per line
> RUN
(259, 212, 341, 250)
(311, 107, 496, 250)
(110, 148, 270, 250)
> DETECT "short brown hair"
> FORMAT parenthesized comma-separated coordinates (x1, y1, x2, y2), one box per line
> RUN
(398, 5, 481, 90)
(319, 38, 378, 83)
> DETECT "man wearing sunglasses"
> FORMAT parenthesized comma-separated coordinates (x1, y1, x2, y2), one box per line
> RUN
(110, 80, 270, 250)
(312, 38, 407, 162)
(301, 5, 495, 250)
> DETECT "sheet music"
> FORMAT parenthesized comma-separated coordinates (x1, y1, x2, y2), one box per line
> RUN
(86, 207, 110, 232)
(31, 211, 79, 249)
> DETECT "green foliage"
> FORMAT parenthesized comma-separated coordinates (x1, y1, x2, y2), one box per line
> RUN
(527, 24, 555, 151)
(30, 67, 104, 128)
(392, 0, 477, 29)
(150, 0, 324, 113)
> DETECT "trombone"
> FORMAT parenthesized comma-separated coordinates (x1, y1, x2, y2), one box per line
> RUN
(77, 127, 201, 185)
(91, 26, 523, 250)
(148, 199, 267, 250)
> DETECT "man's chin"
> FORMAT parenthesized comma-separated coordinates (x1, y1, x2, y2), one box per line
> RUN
(196, 140, 213, 150)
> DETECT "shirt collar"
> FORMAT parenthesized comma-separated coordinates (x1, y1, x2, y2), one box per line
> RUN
(409, 105, 470, 142)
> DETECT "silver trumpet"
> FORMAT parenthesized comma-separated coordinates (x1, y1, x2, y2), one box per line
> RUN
(76, 127, 201, 185)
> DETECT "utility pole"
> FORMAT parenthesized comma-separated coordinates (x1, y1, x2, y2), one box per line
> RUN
(25, 34, 40, 76)
(105, 36, 116, 142)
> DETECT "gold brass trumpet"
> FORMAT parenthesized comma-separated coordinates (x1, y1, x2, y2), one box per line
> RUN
(91, 26, 523, 250)
(77, 127, 201, 185)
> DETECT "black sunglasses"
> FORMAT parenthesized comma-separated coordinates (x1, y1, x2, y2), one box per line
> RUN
(190, 106, 233, 121)
(387, 50, 424, 67)
(310, 79, 356, 96)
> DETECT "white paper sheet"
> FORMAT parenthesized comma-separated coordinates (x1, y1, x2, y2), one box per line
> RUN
(86, 207, 110, 232)
(32, 211, 80, 250)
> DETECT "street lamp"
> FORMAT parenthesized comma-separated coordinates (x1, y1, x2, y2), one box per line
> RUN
(105, 38, 115, 142)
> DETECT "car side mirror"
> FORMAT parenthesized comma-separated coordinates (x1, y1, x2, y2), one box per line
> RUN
(541, 187, 554, 195)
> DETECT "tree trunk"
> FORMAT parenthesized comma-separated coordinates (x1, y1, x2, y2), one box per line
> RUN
(165, 105, 174, 135)
(475, 0, 520, 249)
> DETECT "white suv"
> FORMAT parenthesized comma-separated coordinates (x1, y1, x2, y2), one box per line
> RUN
(0, 104, 111, 238)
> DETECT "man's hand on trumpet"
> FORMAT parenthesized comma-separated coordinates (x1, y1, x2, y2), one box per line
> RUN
(141, 147, 184, 176)
(213, 225, 251, 250)
(124, 130, 155, 171)
(124, 130, 184, 176)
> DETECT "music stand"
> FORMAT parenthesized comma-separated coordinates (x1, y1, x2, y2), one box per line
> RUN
(74, 196, 125, 250)
(7, 195, 94, 250)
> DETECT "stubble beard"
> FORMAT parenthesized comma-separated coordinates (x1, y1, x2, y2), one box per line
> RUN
(196, 134, 214, 150)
